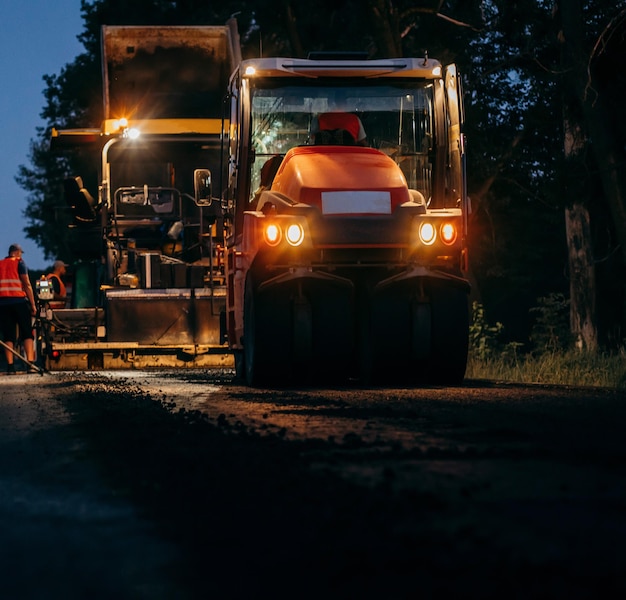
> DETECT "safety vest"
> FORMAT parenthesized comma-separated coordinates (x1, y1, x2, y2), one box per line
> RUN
(46, 273, 66, 308)
(0, 257, 26, 298)
(318, 112, 361, 142)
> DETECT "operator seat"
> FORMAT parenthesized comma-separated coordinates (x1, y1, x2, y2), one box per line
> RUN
(315, 128, 356, 145)
(313, 112, 365, 146)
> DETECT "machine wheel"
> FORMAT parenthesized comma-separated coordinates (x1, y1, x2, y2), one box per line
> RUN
(34, 316, 50, 371)
(243, 279, 263, 386)
(369, 283, 418, 385)
(291, 293, 313, 381)
(233, 350, 245, 382)
(243, 276, 292, 386)
(306, 281, 354, 384)
(426, 285, 469, 384)
(410, 301, 431, 361)
(356, 288, 373, 385)
(368, 278, 468, 385)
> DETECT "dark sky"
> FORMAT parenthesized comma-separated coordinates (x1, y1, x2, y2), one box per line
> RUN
(0, 0, 83, 271)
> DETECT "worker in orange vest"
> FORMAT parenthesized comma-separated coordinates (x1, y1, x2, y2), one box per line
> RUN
(0, 244, 37, 373)
(45, 260, 68, 309)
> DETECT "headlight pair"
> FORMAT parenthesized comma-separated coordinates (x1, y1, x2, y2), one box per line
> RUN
(418, 221, 458, 246)
(263, 221, 305, 247)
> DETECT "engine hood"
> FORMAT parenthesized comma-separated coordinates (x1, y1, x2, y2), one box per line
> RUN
(270, 146, 412, 215)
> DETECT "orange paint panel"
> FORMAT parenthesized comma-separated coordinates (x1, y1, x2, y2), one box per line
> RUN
(271, 146, 411, 211)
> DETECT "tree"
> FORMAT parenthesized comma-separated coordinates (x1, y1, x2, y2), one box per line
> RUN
(19, 0, 485, 260)
(555, 2, 626, 350)
(586, 8, 626, 346)
(556, 0, 599, 351)
(457, 2, 568, 342)
(18, 0, 626, 350)
(16, 52, 102, 262)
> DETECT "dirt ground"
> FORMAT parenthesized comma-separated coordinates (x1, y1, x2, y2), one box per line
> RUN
(1, 369, 626, 599)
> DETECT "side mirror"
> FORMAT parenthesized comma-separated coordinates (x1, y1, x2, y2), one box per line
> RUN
(194, 169, 213, 206)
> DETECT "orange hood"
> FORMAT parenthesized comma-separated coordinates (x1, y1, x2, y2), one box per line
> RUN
(270, 146, 410, 215)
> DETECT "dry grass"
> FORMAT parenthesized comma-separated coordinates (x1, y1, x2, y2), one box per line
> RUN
(466, 348, 626, 389)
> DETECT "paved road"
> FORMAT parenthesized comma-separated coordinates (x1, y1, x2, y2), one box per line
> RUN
(1, 370, 625, 599)
(0, 374, 181, 599)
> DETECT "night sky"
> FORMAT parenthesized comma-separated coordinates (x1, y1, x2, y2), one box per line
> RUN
(0, 0, 83, 271)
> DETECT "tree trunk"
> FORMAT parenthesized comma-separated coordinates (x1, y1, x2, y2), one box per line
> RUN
(284, 2, 305, 58)
(557, 0, 599, 351)
(564, 202, 598, 351)
(583, 93, 626, 267)
(366, 0, 401, 57)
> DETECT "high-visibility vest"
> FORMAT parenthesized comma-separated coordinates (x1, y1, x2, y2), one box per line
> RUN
(46, 273, 66, 308)
(318, 112, 362, 142)
(0, 257, 25, 298)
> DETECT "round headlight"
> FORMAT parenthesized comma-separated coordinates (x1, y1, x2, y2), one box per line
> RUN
(264, 223, 281, 246)
(127, 127, 141, 140)
(440, 223, 457, 245)
(419, 222, 436, 246)
(285, 223, 304, 246)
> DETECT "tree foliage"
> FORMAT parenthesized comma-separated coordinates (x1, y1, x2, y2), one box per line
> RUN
(17, 0, 626, 348)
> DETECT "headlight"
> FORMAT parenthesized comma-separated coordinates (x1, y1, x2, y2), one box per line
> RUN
(440, 222, 457, 245)
(263, 223, 282, 246)
(126, 127, 141, 140)
(285, 223, 304, 246)
(262, 219, 307, 248)
(419, 222, 436, 245)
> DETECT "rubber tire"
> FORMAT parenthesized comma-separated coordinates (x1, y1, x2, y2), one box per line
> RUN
(243, 277, 292, 387)
(427, 285, 469, 384)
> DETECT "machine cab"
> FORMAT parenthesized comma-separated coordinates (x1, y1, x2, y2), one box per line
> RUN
(226, 57, 466, 234)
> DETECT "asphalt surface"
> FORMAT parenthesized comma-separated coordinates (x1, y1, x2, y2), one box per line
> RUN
(0, 373, 181, 599)
(1, 370, 625, 599)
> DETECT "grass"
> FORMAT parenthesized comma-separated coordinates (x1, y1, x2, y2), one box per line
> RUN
(466, 348, 626, 389)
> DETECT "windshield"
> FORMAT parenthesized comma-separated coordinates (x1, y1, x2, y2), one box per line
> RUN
(250, 81, 435, 202)
(107, 140, 222, 217)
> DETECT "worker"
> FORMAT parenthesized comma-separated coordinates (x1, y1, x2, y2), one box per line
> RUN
(311, 111, 368, 146)
(0, 244, 37, 374)
(46, 260, 68, 309)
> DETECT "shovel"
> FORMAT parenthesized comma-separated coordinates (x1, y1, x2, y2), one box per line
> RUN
(0, 338, 46, 376)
